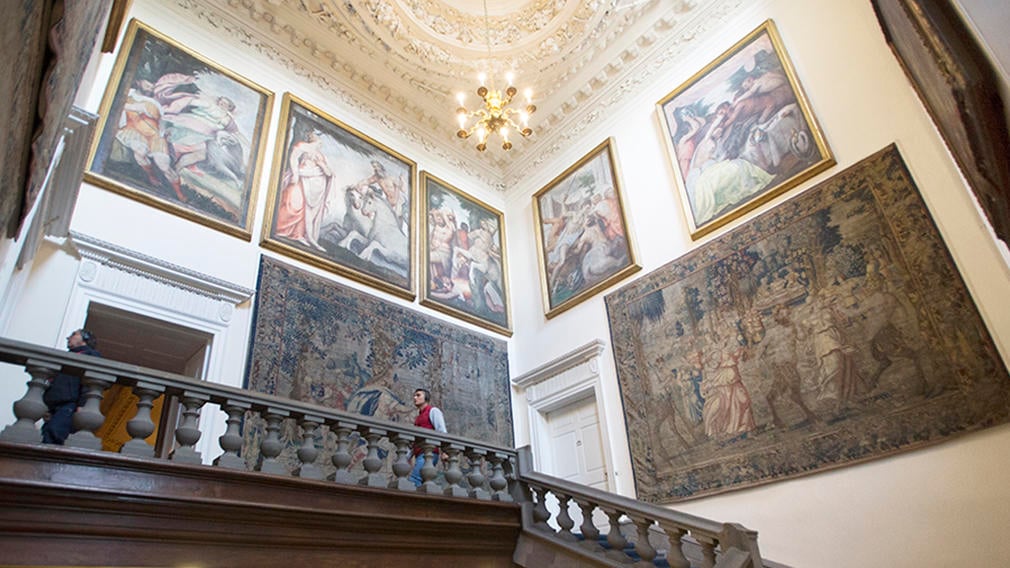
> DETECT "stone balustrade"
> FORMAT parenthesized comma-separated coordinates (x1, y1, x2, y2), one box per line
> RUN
(0, 337, 515, 501)
(0, 336, 765, 567)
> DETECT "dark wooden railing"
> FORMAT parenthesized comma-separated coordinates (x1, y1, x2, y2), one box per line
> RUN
(0, 336, 766, 567)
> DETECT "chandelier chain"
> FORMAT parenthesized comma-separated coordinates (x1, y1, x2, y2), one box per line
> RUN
(453, 0, 537, 152)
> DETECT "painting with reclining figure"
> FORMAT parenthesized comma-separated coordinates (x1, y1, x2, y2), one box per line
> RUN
(606, 144, 1009, 503)
(86, 19, 273, 240)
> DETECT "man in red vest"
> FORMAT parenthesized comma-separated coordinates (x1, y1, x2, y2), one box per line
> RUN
(409, 388, 447, 487)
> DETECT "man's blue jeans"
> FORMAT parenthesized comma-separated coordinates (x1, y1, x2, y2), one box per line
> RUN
(409, 453, 439, 487)
(41, 402, 76, 445)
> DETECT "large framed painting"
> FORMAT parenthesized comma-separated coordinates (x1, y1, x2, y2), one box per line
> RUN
(657, 19, 833, 239)
(419, 172, 511, 336)
(872, 0, 1010, 245)
(605, 144, 1010, 504)
(262, 94, 417, 299)
(533, 138, 640, 319)
(86, 19, 273, 240)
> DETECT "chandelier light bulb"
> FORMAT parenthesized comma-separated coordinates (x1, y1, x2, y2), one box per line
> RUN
(453, 0, 535, 153)
(456, 92, 466, 106)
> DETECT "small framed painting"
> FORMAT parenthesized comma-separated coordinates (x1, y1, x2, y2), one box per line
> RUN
(419, 172, 511, 336)
(261, 94, 416, 299)
(86, 19, 273, 240)
(532, 138, 640, 319)
(657, 19, 833, 239)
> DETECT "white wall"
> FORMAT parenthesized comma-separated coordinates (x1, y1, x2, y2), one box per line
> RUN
(1, 0, 1008, 566)
(505, 1, 1010, 567)
(0, 0, 507, 440)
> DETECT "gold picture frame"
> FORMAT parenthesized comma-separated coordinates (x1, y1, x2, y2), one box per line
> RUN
(656, 19, 834, 239)
(532, 138, 640, 319)
(86, 19, 274, 240)
(261, 94, 417, 299)
(419, 172, 511, 336)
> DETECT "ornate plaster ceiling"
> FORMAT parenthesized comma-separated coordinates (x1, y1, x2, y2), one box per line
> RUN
(176, 0, 743, 192)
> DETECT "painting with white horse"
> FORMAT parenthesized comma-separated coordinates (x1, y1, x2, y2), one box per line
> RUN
(263, 94, 416, 298)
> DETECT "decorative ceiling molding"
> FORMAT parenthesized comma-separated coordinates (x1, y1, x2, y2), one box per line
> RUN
(168, 0, 742, 194)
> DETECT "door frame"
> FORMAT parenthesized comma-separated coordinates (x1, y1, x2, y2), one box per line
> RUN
(57, 231, 254, 462)
(512, 339, 615, 492)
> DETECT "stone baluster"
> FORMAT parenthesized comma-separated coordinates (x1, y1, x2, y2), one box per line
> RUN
(388, 433, 415, 490)
(530, 484, 552, 532)
(697, 535, 718, 568)
(66, 371, 115, 450)
(442, 443, 467, 497)
(465, 449, 490, 500)
(632, 516, 657, 566)
(120, 382, 165, 457)
(555, 492, 578, 541)
(169, 392, 210, 464)
(357, 426, 388, 487)
(576, 498, 603, 551)
(213, 400, 251, 469)
(603, 508, 630, 563)
(328, 421, 356, 484)
(656, 523, 690, 568)
(415, 440, 440, 494)
(487, 452, 511, 502)
(294, 415, 324, 480)
(1, 360, 59, 443)
(256, 408, 290, 475)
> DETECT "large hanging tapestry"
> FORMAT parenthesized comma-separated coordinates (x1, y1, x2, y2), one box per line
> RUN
(244, 256, 512, 470)
(605, 144, 1009, 503)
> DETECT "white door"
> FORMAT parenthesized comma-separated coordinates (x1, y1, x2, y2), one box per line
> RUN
(546, 395, 607, 489)
(543, 395, 609, 533)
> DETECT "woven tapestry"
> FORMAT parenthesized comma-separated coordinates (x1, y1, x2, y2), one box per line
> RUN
(244, 256, 512, 470)
(605, 144, 1009, 503)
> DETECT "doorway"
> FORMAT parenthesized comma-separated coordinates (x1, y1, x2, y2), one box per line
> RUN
(545, 395, 608, 490)
(83, 303, 212, 456)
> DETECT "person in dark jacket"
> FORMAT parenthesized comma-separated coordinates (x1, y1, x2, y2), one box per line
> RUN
(41, 329, 102, 444)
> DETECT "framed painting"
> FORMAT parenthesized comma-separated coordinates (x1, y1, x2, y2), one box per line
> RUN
(532, 138, 640, 319)
(657, 19, 833, 239)
(86, 19, 273, 240)
(872, 0, 1010, 245)
(419, 172, 511, 336)
(261, 94, 416, 299)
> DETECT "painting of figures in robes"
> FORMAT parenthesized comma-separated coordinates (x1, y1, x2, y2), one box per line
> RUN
(420, 172, 511, 336)
(86, 19, 272, 240)
(262, 94, 416, 299)
(605, 145, 1010, 503)
(657, 19, 833, 239)
(533, 139, 640, 319)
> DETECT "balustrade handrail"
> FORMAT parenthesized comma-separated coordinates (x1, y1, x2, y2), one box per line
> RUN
(516, 449, 725, 539)
(0, 336, 512, 457)
(0, 335, 765, 567)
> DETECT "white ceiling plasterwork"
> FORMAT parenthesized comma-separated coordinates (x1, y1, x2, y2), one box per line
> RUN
(172, 0, 743, 194)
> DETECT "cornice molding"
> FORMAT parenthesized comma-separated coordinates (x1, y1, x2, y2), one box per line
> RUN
(66, 231, 255, 305)
(511, 339, 607, 389)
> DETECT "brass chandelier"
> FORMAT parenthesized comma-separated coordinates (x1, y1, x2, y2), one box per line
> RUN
(455, 0, 536, 152)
